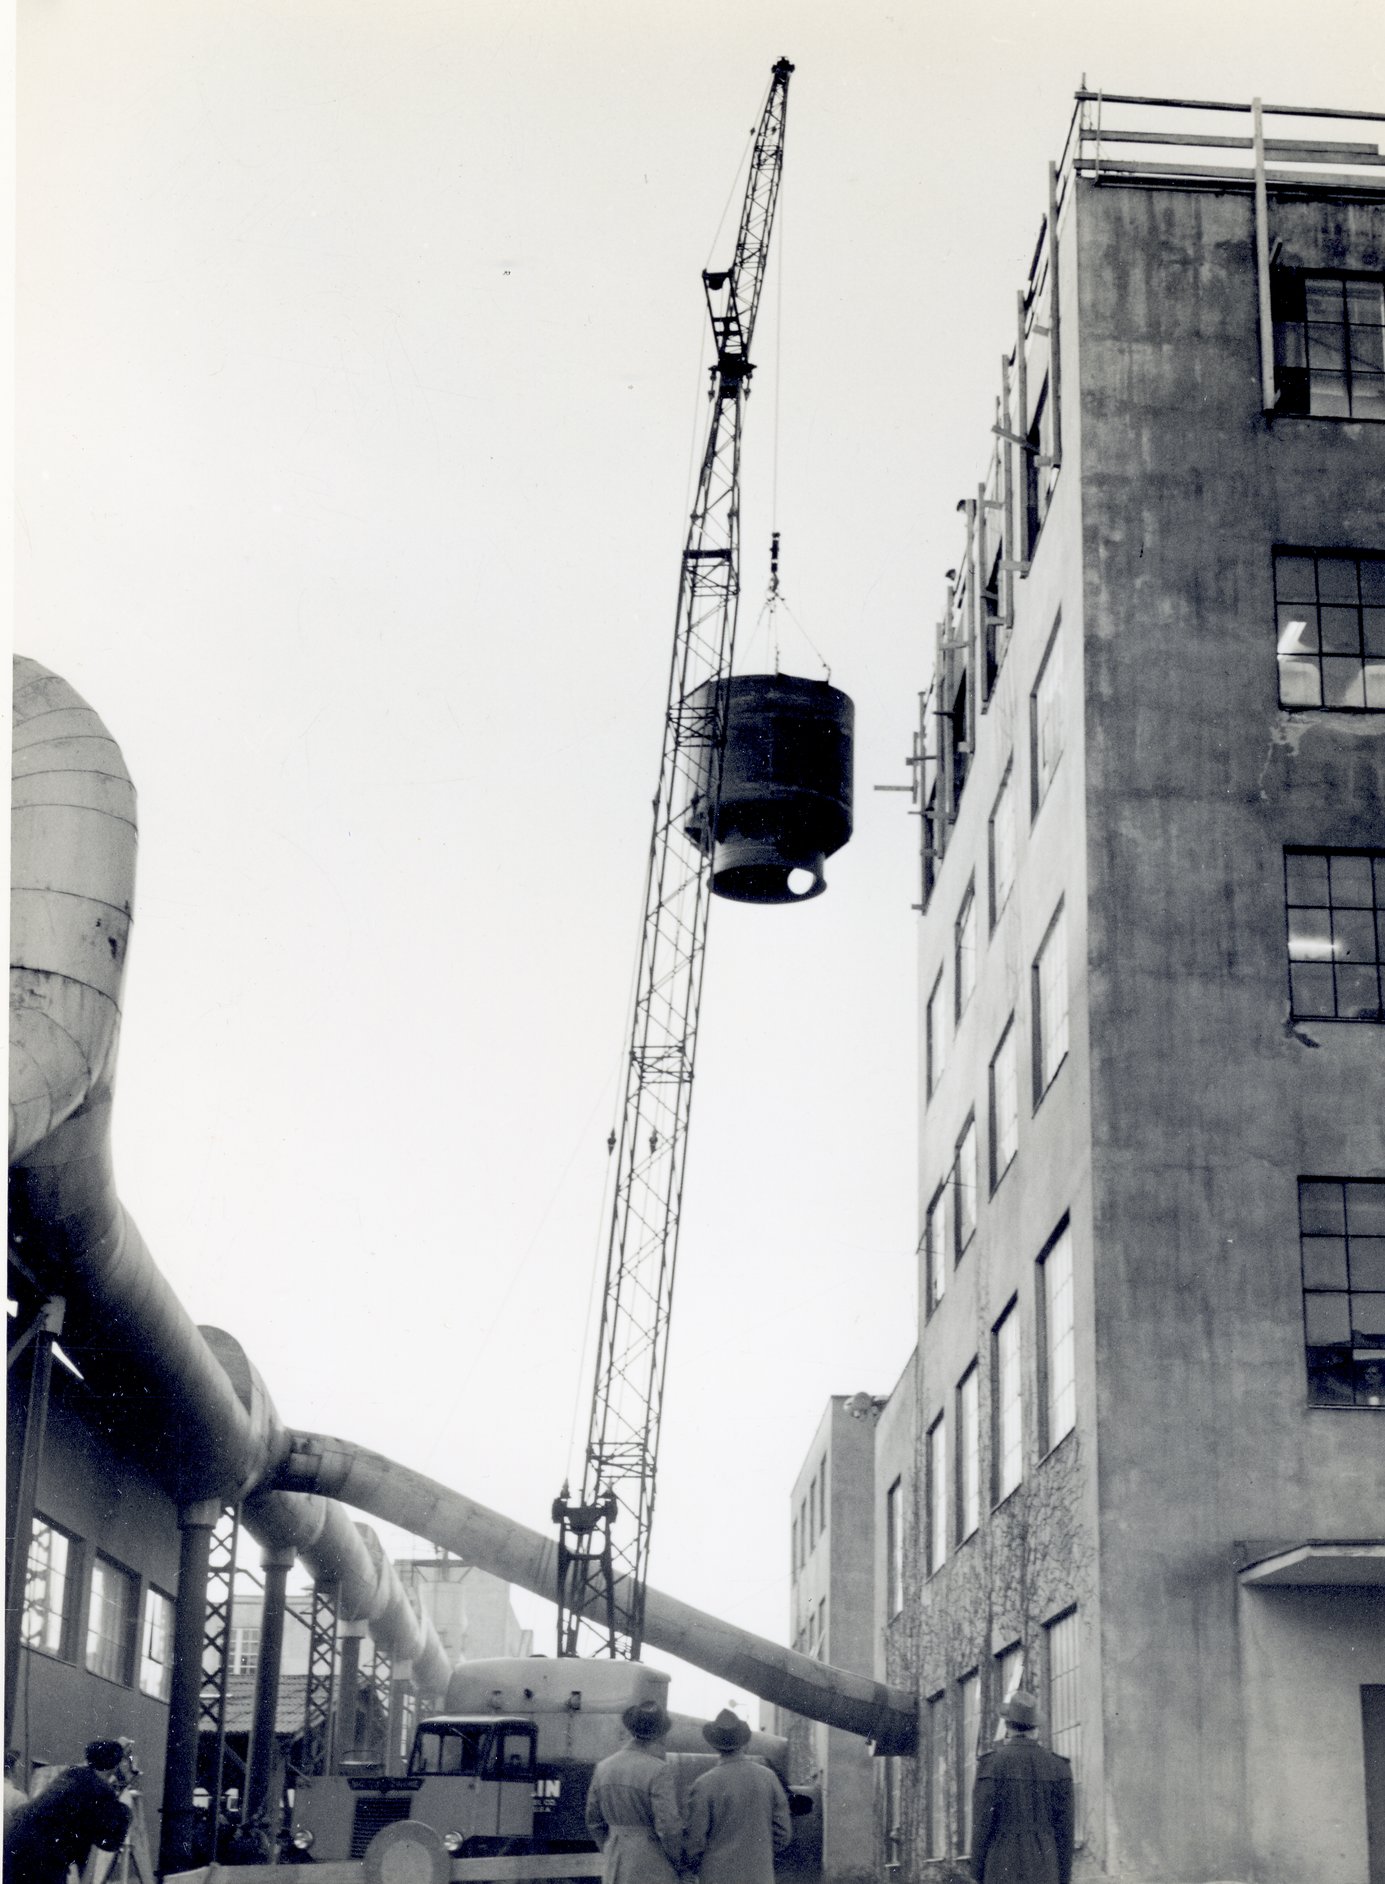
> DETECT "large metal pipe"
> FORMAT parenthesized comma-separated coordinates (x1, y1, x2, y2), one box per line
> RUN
(271, 1431, 919, 1755)
(9, 656, 918, 1756)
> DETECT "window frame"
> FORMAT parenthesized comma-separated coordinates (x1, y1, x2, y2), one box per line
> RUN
(925, 1179, 949, 1319)
(1284, 848, 1384, 1023)
(885, 1476, 905, 1619)
(926, 1412, 948, 1576)
(1273, 546, 1385, 713)
(989, 1014, 1019, 1192)
(1038, 1219, 1077, 1454)
(955, 882, 978, 1026)
(992, 1298, 1023, 1506)
(926, 1691, 949, 1859)
(1045, 1608, 1083, 1833)
(988, 759, 1017, 930)
(1032, 899, 1070, 1103)
(953, 1115, 978, 1264)
(957, 1669, 981, 1855)
(1273, 268, 1385, 421)
(86, 1552, 139, 1687)
(926, 965, 948, 1101)
(139, 1586, 176, 1701)
(957, 1362, 980, 1543)
(21, 1514, 80, 1661)
(1298, 1176, 1385, 1409)
(1029, 616, 1064, 819)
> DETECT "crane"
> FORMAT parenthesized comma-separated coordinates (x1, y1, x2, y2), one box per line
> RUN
(553, 58, 794, 1661)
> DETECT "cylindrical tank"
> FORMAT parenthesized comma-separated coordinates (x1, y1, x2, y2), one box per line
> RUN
(681, 673, 853, 903)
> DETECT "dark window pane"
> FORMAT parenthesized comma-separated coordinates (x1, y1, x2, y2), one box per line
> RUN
(1279, 656, 1322, 707)
(1300, 1180, 1346, 1234)
(1310, 373, 1351, 416)
(1364, 608, 1385, 654)
(1335, 965, 1382, 1018)
(1302, 1235, 1349, 1289)
(1306, 1349, 1357, 1404)
(1349, 1238, 1385, 1291)
(1351, 1293, 1385, 1347)
(1308, 322, 1347, 371)
(1351, 327, 1385, 375)
(1319, 604, 1362, 651)
(1287, 908, 1333, 957)
(1359, 561, 1385, 607)
(1291, 961, 1336, 1015)
(1317, 558, 1360, 604)
(1305, 1293, 1351, 1345)
(1352, 376, 1385, 420)
(1345, 278, 1385, 315)
(1277, 603, 1319, 652)
(1322, 659, 1367, 708)
(1354, 1359, 1385, 1406)
(1346, 1182, 1385, 1235)
(1330, 853, 1377, 907)
(1276, 323, 1307, 374)
(1285, 852, 1329, 905)
(1305, 279, 1345, 320)
(1363, 661, 1385, 708)
(1274, 553, 1318, 603)
(1333, 909, 1380, 964)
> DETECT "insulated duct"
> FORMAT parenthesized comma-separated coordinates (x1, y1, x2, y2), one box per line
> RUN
(9, 655, 918, 1754)
(271, 1432, 919, 1755)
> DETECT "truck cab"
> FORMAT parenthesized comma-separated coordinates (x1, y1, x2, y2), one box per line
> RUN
(291, 1717, 539, 1860)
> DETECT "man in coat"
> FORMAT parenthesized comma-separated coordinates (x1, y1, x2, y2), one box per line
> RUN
(3, 1740, 131, 1884)
(684, 1709, 792, 1884)
(585, 1701, 683, 1884)
(970, 1690, 1074, 1884)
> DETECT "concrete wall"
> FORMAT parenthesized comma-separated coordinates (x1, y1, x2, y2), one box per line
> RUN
(8, 1364, 181, 1806)
(1077, 176, 1385, 1882)
(1240, 1584, 1385, 1884)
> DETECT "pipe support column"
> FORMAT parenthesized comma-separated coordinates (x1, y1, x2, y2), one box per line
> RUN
(243, 1544, 295, 1850)
(160, 1501, 221, 1875)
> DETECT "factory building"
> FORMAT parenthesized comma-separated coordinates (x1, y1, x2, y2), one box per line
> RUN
(877, 87, 1385, 1884)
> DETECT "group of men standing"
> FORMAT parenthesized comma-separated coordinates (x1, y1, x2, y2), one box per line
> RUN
(585, 1702, 792, 1884)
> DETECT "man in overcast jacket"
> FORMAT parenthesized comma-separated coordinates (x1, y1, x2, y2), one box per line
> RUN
(970, 1690, 1075, 1884)
(684, 1710, 792, 1884)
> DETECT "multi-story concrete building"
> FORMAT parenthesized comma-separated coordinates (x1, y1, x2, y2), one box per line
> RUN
(886, 90, 1385, 1883)
(779, 1396, 880, 1884)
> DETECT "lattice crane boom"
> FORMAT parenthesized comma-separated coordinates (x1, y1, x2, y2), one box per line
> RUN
(554, 58, 793, 1661)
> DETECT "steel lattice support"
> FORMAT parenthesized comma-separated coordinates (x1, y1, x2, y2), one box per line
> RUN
(196, 1504, 242, 1845)
(300, 1579, 340, 1778)
(555, 57, 792, 1662)
(367, 1640, 393, 1764)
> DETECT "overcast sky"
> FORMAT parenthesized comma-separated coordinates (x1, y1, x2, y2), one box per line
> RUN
(15, 0, 1383, 1720)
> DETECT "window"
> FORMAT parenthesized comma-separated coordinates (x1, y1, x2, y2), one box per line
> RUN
(925, 1182, 948, 1317)
(1040, 1223, 1077, 1449)
(955, 885, 977, 1023)
(886, 1477, 904, 1618)
(1030, 622, 1064, 814)
(1046, 1610, 1083, 1824)
(983, 543, 1006, 695)
(989, 761, 1016, 927)
(1299, 1178, 1385, 1408)
(1285, 850, 1384, 1021)
(1274, 271, 1385, 420)
(989, 1017, 1019, 1189)
(953, 1117, 978, 1261)
(882, 1755, 902, 1869)
(1275, 549, 1385, 710)
(140, 1588, 175, 1701)
(994, 1643, 1024, 1739)
(791, 1515, 799, 1580)
(230, 1623, 260, 1676)
(87, 1556, 138, 1685)
(22, 1517, 76, 1657)
(799, 1500, 808, 1568)
(817, 1597, 827, 1661)
(806, 1608, 817, 1657)
(819, 1457, 828, 1536)
(958, 1364, 980, 1541)
(1033, 902, 1069, 1098)
(958, 1671, 980, 1853)
(926, 967, 948, 1100)
(927, 1414, 948, 1574)
(927, 1693, 949, 1857)
(993, 1302, 1023, 1503)
(1025, 378, 1057, 555)
(809, 1475, 818, 1545)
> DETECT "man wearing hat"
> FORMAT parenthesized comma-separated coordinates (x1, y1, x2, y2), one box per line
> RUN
(585, 1701, 683, 1883)
(3, 1741, 132, 1884)
(970, 1690, 1074, 1884)
(683, 1709, 791, 1884)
